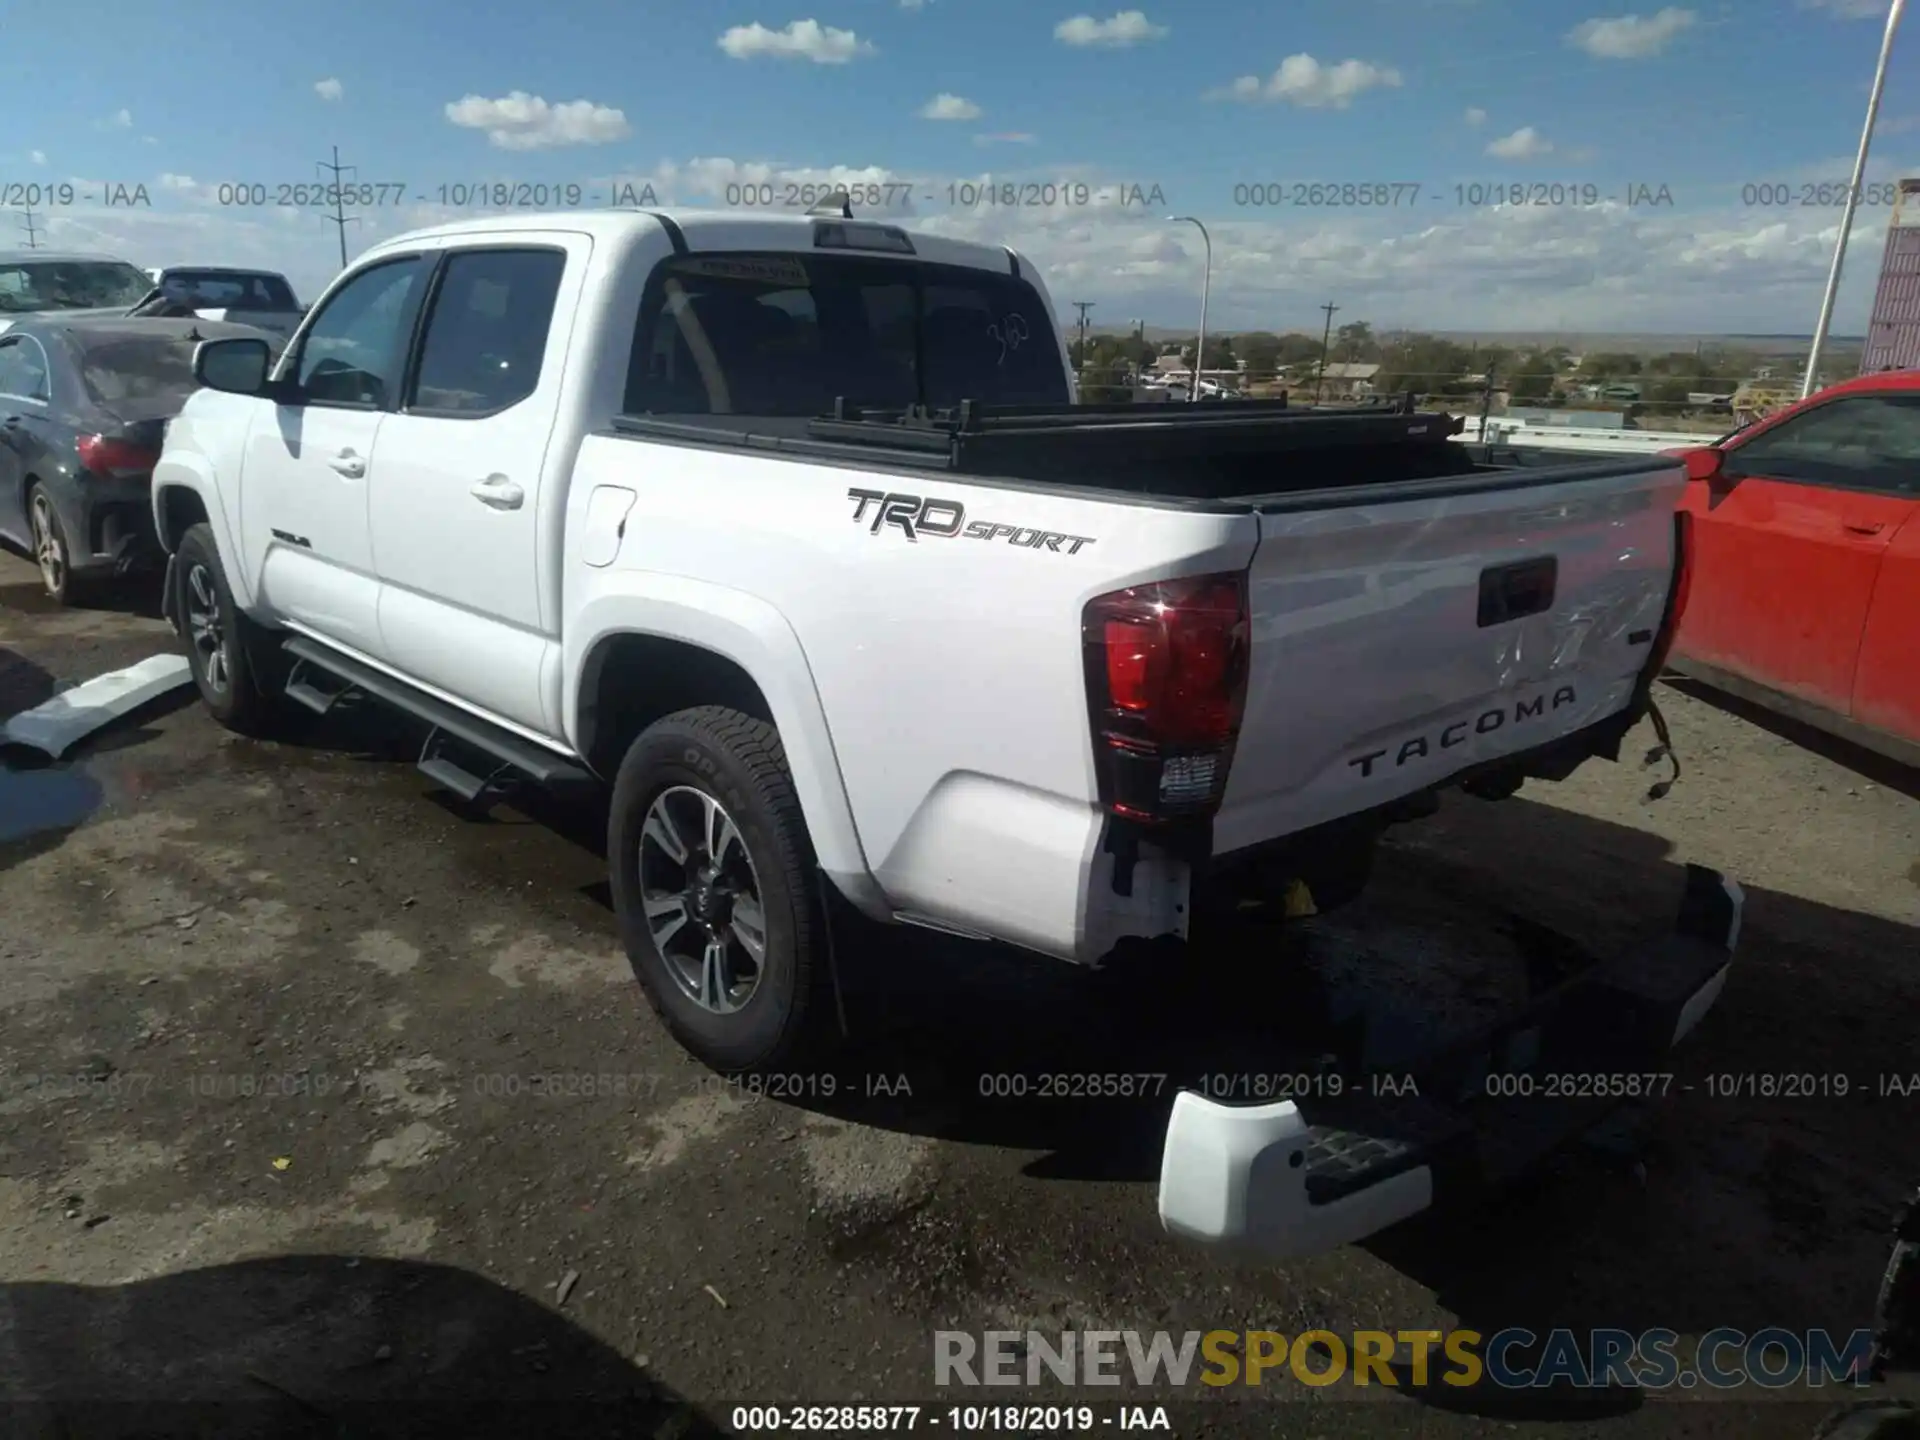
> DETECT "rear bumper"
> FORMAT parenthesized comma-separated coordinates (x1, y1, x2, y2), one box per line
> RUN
(1158, 863, 1743, 1258)
(61, 480, 161, 577)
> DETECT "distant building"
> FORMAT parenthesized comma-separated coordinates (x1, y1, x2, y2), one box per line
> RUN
(1862, 178, 1920, 373)
(1317, 362, 1380, 399)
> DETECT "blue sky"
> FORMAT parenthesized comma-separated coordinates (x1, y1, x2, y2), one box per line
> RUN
(2, 0, 1917, 334)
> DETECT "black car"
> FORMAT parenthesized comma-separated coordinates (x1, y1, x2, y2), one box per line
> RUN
(0, 315, 278, 604)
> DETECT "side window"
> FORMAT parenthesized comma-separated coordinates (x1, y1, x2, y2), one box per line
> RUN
(0, 337, 49, 401)
(0, 338, 27, 398)
(409, 248, 566, 416)
(1726, 394, 1920, 495)
(294, 256, 427, 409)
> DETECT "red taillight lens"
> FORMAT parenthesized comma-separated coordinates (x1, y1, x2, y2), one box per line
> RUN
(1083, 572, 1250, 822)
(76, 434, 159, 477)
(1646, 510, 1692, 677)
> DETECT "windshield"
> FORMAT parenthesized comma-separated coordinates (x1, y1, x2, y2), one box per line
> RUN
(159, 269, 298, 310)
(624, 251, 1070, 415)
(76, 334, 206, 419)
(0, 260, 153, 314)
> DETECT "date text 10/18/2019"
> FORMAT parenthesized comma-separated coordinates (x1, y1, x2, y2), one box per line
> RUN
(731, 1405, 1174, 1432)
(1229, 182, 1677, 209)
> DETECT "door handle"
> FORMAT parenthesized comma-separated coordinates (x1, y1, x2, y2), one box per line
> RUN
(469, 475, 525, 509)
(1843, 521, 1885, 536)
(328, 450, 365, 478)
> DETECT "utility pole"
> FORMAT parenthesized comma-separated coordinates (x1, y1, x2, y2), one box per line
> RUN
(1315, 301, 1339, 404)
(1071, 301, 1095, 370)
(18, 210, 43, 249)
(316, 145, 359, 271)
(1804, 0, 1906, 397)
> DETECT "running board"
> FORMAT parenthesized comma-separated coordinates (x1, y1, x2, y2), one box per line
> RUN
(278, 636, 592, 796)
(1160, 864, 1744, 1258)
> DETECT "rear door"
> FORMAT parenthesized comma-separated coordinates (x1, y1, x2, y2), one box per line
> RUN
(1215, 459, 1687, 851)
(0, 335, 52, 549)
(1675, 391, 1919, 715)
(366, 239, 579, 736)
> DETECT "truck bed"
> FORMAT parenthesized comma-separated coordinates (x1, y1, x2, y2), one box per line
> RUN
(611, 396, 1677, 510)
(580, 396, 1686, 960)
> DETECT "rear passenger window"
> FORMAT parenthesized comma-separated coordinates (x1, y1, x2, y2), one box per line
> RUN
(410, 249, 566, 416)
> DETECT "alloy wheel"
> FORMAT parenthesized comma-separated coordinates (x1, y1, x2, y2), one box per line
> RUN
(183, 562, 230, 694)
(637, 784, 769, 1014)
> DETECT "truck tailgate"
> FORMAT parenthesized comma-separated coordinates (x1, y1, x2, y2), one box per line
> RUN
(1214, 459, 1687, 853)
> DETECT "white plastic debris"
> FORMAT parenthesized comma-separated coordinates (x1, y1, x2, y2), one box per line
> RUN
(0, 653, 193, 758)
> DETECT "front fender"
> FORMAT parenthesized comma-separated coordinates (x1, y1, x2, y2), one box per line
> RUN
(565, 576, 889, 921)
(151, 446, 254, 612)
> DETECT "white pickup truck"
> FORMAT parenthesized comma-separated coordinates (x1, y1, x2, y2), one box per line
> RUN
(151, 204, 1739, 1258)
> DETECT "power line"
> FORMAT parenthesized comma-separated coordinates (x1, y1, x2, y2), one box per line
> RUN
(18, 210, 44, 249)
(317, 145, 360, 271)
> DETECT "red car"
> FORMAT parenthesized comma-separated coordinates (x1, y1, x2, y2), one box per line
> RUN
(1668, 369, 1920, 765)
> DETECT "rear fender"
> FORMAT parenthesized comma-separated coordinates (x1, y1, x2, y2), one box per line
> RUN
(565, 577, 888, 920)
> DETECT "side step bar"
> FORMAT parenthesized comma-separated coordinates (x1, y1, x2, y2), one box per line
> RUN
(279, 636, 592, 801)
(1159, 864, 1743, 1259)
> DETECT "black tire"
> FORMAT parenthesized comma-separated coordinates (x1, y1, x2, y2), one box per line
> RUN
(25, 483, 93, 608)
(608, 705, 836, 1075)
(174, 522, 285, 737)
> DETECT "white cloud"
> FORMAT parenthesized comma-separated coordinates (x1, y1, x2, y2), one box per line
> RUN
(1486, 126, 1554, 158)
(1054, 11, 1168, 46)
(1798, 0, 1890, 15)
(103, 108, 132, 129)
(717, 20, 876, 62)
(1567, 8, 1697, 58)
(1211, 54, 1403, 108)
(920, 93, 981, 120)
(158, 173, 198, 191)
(975, 132, 1036, 145)
(443, 91, 631, 150)
(315, 77, 344, 101)
(29, 149, 46, 165)
(1465, 107, 1488, 126)
(142, 135, 158, 145)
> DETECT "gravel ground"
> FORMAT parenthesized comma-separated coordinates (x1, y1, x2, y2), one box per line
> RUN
(2, 549, 1917, 1439)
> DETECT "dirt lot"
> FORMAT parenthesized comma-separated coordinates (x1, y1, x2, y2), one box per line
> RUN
(2, 549, 1918, 1439)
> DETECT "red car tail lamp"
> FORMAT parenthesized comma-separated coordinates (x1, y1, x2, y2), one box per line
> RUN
(76, 434, 159, 478)
(1082, 572, 1250, 823)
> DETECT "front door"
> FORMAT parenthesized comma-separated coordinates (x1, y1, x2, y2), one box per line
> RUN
(1677, 391, 1919, 716)
(238, 254, 429, 654)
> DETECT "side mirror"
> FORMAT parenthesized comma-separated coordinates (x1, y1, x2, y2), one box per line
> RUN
(1681, 447, 1726, 485)
(194, 336, 273, 396)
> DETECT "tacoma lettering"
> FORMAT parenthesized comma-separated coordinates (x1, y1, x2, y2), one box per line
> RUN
(1348, 686, 1577, 778)
(847, 488, 1095, 554)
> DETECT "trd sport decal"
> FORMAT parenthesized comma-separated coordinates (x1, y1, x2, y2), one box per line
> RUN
(847, 488, 1096, 555)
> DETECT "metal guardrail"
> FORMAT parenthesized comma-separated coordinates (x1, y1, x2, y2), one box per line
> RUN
(1453, 417, 1715, 454)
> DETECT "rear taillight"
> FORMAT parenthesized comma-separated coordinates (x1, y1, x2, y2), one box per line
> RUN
(76, 433, 158, 478)
(1082, 572, 1250, 823)
(1645, 510, 1692, 677)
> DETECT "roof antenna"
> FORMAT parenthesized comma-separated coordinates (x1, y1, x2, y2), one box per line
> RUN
(807, 192, 853, 219)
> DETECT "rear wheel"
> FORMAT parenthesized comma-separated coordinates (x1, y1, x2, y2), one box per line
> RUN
(27, 484, 89, 607)
(608, 705, 837, 1075)
(174, 522, 286, 737)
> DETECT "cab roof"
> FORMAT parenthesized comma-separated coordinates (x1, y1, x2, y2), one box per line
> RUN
(360, 207, 1029, 280)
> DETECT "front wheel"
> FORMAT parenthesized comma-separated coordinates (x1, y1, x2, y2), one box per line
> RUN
(173, 522, 286, 737)
(608, 705, 838, 1075)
